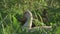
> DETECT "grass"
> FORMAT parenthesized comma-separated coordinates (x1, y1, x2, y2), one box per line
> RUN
(0, 0, 60, 34)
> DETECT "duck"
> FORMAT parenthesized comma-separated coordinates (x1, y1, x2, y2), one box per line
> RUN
(22, 10, 52, 32)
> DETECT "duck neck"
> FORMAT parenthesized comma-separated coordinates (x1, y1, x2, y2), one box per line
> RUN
(23, 15, 33, 29)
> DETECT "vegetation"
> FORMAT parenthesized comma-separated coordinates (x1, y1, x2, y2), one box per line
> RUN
(0, 0, 60, 34)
